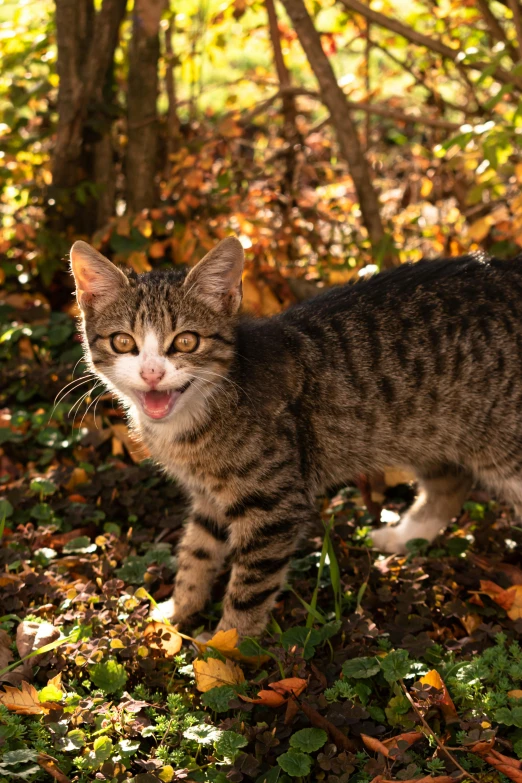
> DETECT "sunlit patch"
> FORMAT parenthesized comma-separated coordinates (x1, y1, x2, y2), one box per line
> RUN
(380, 509, 400, 525)
(505, 538, 517, 550)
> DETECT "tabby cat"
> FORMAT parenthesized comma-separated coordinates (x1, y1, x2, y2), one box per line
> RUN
(71, 237, 522, 636)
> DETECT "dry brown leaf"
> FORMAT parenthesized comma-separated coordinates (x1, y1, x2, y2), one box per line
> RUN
(469, 743, 522, 783)
(196, 629, 269, 665)
(419, 669, 458, 722)
(63, 467, 88, 492)
(239, 677, 307, 707)
(362, 730, 422, 757)
(193, 657, 245, 692)
(143, 622, 183, 657)
(0, 681, 51, 714)
(509, 690, 522, 699)
(0, 629, 13, 671)
(16, 620, 60, 659)
(479, 580, 522, 620)
(370, 777, 455, 783)
(37, 753, 72, 783)
(361, 734, 390, 756)
(461, 613, 482, 635)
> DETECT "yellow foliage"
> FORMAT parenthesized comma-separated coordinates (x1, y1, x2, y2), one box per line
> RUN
(193, 657, 245, 692)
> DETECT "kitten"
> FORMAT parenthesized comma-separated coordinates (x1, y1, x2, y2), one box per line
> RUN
(71, 238, 522, 636)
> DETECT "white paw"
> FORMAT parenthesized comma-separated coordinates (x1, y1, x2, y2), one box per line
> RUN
(150, 597, 176, 622)
(370, 524, 411, 554)
(195, 631, 213, 644)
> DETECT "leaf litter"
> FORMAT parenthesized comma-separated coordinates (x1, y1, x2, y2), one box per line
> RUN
(3, 295, 522, 780)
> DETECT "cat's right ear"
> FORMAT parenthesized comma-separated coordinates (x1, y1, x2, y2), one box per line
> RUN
(70, 241, 129, 311)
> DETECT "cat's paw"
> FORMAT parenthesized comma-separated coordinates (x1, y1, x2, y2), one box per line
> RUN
(150, 597, 177, 623)
(195, 631, 214, 644)
(370, 524, 411, 554)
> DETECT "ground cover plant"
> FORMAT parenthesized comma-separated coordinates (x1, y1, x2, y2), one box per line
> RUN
(3, 287, 522, 782)
(4, 0, 522, 780)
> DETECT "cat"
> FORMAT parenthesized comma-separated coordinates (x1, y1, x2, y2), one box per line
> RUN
(71, 237, 522, 637)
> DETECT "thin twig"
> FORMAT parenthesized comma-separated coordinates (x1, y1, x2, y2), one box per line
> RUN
(399, 679, 481, 783)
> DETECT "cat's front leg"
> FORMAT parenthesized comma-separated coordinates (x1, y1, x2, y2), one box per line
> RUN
(217, 499, 315, 637)
(152, 506, 230, 624)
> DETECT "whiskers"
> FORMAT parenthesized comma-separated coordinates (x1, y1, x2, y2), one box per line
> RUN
(50, 371, 106, 432)
(192, 368, 252, 406)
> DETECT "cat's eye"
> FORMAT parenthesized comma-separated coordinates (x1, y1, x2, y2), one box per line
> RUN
(171, 332, 199, 353)
(111, 333, 137, 354)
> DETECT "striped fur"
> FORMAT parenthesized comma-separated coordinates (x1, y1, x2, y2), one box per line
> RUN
(72, 239, 522, 636)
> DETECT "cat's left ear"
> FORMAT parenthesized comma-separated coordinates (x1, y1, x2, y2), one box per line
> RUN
(183, 236, 244, 315)
(70, 241, 129, 311)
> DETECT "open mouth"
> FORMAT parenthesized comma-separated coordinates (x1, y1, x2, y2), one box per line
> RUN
(137, 381, 191, 420)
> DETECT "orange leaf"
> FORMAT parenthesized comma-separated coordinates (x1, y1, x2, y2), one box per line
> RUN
(269, 678, 307, 697)
(193, 657, 244, 692)
(63, 468, 88, 492)
(149, 241, 165, 259)
(361, 734, 390, 756)
(382, 731, 423, 752)
(37, 753, 72, 783)
(238, 677, 307, 707)
(508, 690, 522, 699)
(0, 681, 52, 715)
(143, 622, 183, 657)
(127, 251, 152, 273)
(470, 744, 522, 783)
(479, 580, 522, 619)
(419, 669, 458, 722)
(195, 628, 268, 665)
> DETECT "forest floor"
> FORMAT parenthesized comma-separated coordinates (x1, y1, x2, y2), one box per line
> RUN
(2, 289, 522, 783)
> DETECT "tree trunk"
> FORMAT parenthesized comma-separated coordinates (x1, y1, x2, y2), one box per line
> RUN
(126, 1, 162, 212)
(164, 13, 181, 170)
(51, 0, 127, 232)
(265, 0, 297, 134)
(280, 0, 392, 265)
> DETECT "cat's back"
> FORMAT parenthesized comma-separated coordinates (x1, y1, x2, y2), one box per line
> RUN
(281, 253, 522, 329)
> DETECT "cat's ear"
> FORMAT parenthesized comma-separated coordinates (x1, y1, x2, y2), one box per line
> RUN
(184, 237, 244, 315)
(70, 241, 129, 311)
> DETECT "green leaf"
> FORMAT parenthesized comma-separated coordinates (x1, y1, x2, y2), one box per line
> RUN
(277, 750, 312, 777)
(60, 729, 86, 752)
(183, 723, 222, 745)
(289, 728, 327, 752)
(1, 750, 39, 765)
(89, 658, 127, 694)
(214, 730, 248, 763)
(494, 707, 513, 726)
(256, 767, 283, 783)
(380, 649, 411, 683)
(281, 627, 322, 660)
(0, 498, 13, 519)
(63, 536, 97, 554)
(39, 682, 63, 702)
(85, 736, 114, 768)
(342, 656, 380, 679)
(201, 685, 236, 712)
(29, 477, 57, 496)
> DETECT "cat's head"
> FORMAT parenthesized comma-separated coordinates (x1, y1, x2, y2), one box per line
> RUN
(70, 237, 244, 430)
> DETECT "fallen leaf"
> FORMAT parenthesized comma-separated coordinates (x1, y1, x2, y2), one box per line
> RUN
(419, 669, 458, 722)
(469, 743, 522, 783)
(269, 678, 307, 698)
(508, 690, 522, 699)
(63, 467, 88, 492)
(127, 251, 152, 273)
(0, 629, 13, 671)
(479, 580, 522, 620)
(143, 622, 183, 657)
(17, 620, 60, 659)
(193, 657, 244, 692)
(0, 681, 52, 714)
(37, 753, 72, 782)
(461, 613, 481, 635)
(369, 777, 456, 783)
(196, 629, 269, 665)
(363, 730, 423, 756)
(111, 424, 151, 464)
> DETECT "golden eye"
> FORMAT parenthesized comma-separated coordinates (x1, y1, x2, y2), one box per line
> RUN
(111, 333, 136, 354)
(172, 332, 199, 353)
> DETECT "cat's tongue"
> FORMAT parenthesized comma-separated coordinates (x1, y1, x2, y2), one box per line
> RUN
(142, 390, 176, 419)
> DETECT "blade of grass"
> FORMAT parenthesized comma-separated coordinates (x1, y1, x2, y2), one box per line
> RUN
(306, 526, 330, 628)
(325, 519, 342, 621)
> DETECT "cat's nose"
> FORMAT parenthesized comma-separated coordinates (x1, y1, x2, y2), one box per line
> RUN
(140, 367, 165, 388)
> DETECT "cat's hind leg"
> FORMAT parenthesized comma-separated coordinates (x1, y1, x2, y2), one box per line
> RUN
(371, 465, 472, 554)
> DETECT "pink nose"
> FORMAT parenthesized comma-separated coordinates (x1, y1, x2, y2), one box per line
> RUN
(140, 367, 165, 387)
